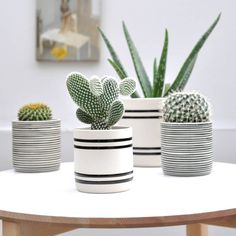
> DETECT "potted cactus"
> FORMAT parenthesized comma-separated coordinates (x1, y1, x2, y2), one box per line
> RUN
(98, 14, 220, 167)
(66, 72, 136, 193)
(161, 92, 213, 177)
(12, 103, 61, 173)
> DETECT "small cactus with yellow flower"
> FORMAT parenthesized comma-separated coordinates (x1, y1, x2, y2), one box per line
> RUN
(18, 103, 52, 121)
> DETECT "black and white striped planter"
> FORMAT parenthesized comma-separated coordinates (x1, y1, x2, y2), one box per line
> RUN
(119, 98, 165, 167)
(12, 120, 61, 173)
(74, 126, 133, 193)
(161, 122, 213, 176)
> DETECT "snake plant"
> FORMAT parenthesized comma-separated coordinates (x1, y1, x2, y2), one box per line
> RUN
(98, 14, 221, 98)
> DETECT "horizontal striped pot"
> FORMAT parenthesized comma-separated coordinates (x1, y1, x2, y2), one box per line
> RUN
(12, 120, 61, 173)
(161, 122, 213, 177)
(74, 126, 133, 193)
(119, 98, 165, 167)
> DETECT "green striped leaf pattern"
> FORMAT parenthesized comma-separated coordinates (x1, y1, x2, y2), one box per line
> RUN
(153, 29, 168, 97)
(122, 22, 152, 97)
(98, 27, 128, 79)
(165, 14, 221, 96)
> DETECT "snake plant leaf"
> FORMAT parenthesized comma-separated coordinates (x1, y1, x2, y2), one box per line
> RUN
(98, 27, 128, 78)
(164, 83, 171, 95)
(106, 100, 124, 128)
(76, 108, 94, 124)
(177, 54, 198, 91)
(165, 13, 221, 96)
(153, 29, 168, 97)
(122, 21, 152, 97)
(108, 59, 127, 79)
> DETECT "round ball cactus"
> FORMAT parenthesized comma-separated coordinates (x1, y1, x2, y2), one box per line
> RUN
(18, 103, 52, 121)
(163, 92, 210, 122)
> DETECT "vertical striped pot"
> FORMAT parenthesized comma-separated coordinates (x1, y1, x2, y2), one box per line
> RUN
(74, 126, 133, 193)
(119, 98, 165, 167)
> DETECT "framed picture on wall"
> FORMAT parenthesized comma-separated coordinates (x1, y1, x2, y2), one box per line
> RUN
(36, 0, 101, 61)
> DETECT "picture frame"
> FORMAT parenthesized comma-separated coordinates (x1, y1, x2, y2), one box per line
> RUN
(36, 0, 101, 61)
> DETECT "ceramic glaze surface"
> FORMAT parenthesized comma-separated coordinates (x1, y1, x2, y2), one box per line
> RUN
(74, 127, 133, 193)
(119, 98, 165, 167)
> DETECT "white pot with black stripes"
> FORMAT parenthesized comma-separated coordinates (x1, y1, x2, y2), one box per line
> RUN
(74, 126, 133, 193)
(119, 98, 165, 167)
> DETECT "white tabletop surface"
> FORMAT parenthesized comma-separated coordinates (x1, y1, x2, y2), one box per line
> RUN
(0, 162, 235, 220)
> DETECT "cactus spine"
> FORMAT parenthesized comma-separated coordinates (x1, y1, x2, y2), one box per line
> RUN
(18, 103, 52, 121)
(163, 92, 210, 123)
(66, 72, 136, 130)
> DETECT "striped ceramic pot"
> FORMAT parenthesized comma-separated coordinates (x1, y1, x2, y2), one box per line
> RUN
(161, 122, 213, 177)
(74, 126, 133, 193)
(119, 98, 165, 167)
(12, 120, 61, 173)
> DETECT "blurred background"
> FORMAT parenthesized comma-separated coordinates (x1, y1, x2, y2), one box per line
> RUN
(0, 0, 235, 235)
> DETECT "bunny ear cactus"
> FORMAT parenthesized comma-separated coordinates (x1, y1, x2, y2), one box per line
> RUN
(66, 72, 136, 130)
(163, 92, 210, 123)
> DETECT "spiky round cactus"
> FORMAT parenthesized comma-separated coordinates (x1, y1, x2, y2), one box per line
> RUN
(163, 92, 210, 123)
(66, 72, 136, 130)
(18, 103, 52, 121)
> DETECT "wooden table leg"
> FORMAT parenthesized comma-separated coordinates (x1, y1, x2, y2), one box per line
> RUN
(186, 224, 208, 236)
(3, 221, 21, 236)
(2, 220, 79, 236)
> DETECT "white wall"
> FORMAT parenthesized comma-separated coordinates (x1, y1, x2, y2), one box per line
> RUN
(0, 0, 236, 130)
(0, 0, 236, 235)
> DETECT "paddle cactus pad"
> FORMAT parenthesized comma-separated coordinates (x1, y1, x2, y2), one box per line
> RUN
(66, 72, 136, 129)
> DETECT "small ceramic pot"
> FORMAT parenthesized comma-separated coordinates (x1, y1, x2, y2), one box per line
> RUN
(12, 120, 61, 173)
(161, 121, 213, 176)
(119, 98, 165, 167)
(74, 126, 133, 193)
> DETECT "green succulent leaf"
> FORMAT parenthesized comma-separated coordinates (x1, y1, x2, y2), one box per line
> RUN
(108, 59, 127, 79)
(66, 72, 102, 119)
(122, 21, 152, 97)
(108, 59, 140, 98)
(106, 100, 124, 128)
(100, 77, 119, 116)
(89, 76, 103, 96)
(153, 29, 168, 97)
(165, 13, 221, 96)
(119, 77, 136, 96)
(177, 54, 198, 91)
(164, 83, 171, 95)
(98, 27, 128, 78)
(76, 108, 94, 124)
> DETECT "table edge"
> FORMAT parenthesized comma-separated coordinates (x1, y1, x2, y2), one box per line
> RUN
(1, 208, 236, 227)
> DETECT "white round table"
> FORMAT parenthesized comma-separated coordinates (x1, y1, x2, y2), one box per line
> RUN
(0, 162, 236, 236)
